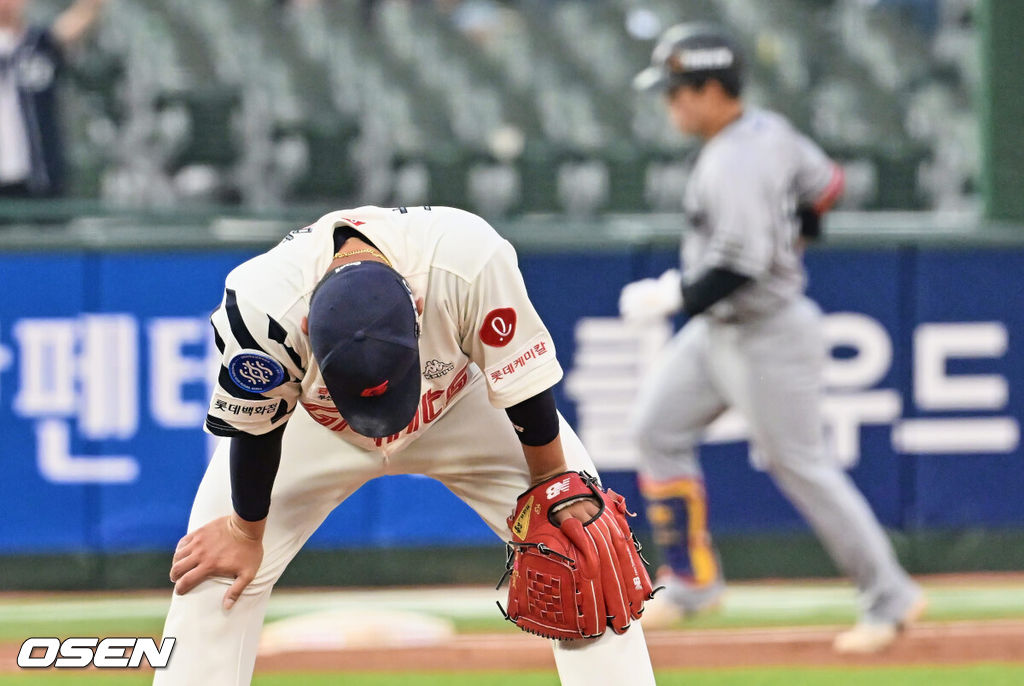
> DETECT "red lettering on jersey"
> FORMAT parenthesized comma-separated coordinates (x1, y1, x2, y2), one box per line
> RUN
(479, 308, 517, 347)
(341, 217, 366, 226)
(421, 389, 444, 424)
(305, 364, 471, 441)
(303, 402, 349, 432)
(405, 405, 421, 434)
(446, 366, 469, 401)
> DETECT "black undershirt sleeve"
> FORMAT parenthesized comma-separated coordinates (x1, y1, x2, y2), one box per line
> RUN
(797, 204, 822, 240)
(229, 424, 286, 522)
(681, 267, 753, 316)
(228, 224, 365, 521)
(504, 387, 560, 447)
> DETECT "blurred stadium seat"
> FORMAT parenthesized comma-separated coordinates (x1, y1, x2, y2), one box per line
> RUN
(38, 0, 979, 214)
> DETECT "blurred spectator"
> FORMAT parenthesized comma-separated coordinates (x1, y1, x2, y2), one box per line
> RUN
(274, 0, 320, 8)
(870, 0, 940, 36)
(359, 0, 381, 29)
(0, 0, 105, 198)
(437, 0, 504, 45)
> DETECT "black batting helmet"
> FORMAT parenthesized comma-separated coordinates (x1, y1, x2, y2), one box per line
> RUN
(633, 23, 744, 96)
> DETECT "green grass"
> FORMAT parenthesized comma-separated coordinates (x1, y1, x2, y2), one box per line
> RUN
(4, 581, 1024, 641)
(0, 621, 168, 643)
(2, 582, 1022, 686)
(2, 665, 1024, 686)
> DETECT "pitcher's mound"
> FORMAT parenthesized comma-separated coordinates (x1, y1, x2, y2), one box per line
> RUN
(260, 608, 455, 655)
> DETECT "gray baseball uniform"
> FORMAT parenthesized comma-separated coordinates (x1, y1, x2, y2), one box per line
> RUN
(632, 109, 921, 624)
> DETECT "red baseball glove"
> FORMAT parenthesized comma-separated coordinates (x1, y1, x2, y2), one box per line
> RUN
(496, 471, 656, 640)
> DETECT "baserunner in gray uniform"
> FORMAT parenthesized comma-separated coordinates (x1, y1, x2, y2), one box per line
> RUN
(621, 23, 925, 654)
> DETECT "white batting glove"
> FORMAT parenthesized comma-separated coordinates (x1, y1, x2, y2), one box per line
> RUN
(618, 269, 683, 323)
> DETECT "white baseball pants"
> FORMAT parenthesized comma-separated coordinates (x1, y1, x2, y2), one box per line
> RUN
(154, 375, 655, 685)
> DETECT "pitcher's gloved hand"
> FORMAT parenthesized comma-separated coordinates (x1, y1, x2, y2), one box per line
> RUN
(497, 471, 656, 640)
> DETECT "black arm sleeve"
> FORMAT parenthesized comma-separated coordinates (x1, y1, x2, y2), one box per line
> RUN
(681, 267, 753, 316)
(504, 387, 560, 447)
(229, 425, 286, 522)
(797, 204, 822, 240)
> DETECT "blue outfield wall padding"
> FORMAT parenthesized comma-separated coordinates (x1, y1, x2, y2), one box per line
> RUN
(808, 249, 909, 530)
(0, 254, 92, 551)
(93, 251, 258, 551)
(306, 475, 499, 548)
(517, 252, 635, 427)
(0, 245, 1023, 554)
(907, 250, 1024, 527)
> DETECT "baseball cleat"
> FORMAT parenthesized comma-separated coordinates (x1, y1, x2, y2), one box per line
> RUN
(832, 592, 928, 654)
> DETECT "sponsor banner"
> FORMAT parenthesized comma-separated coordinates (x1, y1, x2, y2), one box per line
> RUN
(564, 249, 1022, 532)
(0, 247, 1021, 553)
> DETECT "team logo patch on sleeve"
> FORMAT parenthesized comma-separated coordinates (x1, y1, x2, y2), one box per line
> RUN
(228, 350, 287, 393)
(479, 308, 517, 347)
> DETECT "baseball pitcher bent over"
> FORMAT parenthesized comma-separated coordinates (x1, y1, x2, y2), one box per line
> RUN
(154, 205, 656, 685)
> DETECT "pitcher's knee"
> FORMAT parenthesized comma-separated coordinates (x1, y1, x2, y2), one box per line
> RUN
(180, 568, 277, 600)
(248, 568, 283, 596)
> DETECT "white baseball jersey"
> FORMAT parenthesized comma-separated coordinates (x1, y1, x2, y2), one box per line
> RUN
(160, 208, 658, 685)
(682, 108, 843, 321)
(204, 205, 562, 456)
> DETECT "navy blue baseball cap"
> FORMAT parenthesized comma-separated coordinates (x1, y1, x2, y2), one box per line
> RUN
(308, 261, 421, 438)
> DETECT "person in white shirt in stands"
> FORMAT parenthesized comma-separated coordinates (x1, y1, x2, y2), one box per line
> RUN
(0, 0, 106, 198)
